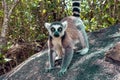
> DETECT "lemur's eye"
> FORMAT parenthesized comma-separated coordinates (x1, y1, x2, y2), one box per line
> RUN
(58, 27, 62, 32)
(51, 27, 55, 32)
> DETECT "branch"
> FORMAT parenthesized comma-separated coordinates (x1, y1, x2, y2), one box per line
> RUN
(8, 0, 20, 18)
(2, 0, 8, 16)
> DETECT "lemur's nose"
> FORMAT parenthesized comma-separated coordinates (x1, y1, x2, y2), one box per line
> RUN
(54, 31, 59, 37)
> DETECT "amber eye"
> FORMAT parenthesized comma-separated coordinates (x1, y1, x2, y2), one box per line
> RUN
(58, 27, 62, 32)
(51, 27, 55, 32)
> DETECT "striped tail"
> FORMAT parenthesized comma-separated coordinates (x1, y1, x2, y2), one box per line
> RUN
(72, 0, 80, 17)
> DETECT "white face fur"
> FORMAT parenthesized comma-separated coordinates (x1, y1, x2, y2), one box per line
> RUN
(45, 21, 68, 38)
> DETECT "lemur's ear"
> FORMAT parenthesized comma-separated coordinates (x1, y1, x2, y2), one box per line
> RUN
(62, 21, 67, 30)
(44, 23, 51, 29)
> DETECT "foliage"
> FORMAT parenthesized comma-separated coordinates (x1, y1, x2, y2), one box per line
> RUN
(0, 54, 4, 63)
(65, 0, 120, 32)
(0, 55, 11, 63)
(0, 1, 3, 32)
(5, 0, 66, 43)
(0, 0, 119, 45)
(80, 0, 120, 32)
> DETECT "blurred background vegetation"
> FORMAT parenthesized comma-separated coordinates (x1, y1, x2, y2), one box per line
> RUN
(0, 0, 120, 44)
(0, 0, 120, 75)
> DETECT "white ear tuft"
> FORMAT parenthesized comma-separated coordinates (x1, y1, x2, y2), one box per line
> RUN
(62, 21, 67, 29)
(44, 23, 51, 29)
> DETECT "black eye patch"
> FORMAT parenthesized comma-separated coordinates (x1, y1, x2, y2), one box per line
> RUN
(51, 27, 55, 32)
(58, 27, 62, 32)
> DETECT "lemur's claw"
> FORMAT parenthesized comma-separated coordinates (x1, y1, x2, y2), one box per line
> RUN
(45, 67, 54, 73)
(77, 48, 89, 55)
(57, 69, 66, 77)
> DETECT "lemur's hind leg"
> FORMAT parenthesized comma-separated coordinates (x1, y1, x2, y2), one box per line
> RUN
(74, 18, 89, 55)
(76, 29, 89, 55)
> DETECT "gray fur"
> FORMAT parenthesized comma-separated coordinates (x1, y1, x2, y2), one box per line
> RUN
(44, 0, 89, 77)
(45, 18, 89, 76)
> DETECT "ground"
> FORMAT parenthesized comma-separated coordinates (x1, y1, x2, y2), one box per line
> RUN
(0, 24, 120, 80)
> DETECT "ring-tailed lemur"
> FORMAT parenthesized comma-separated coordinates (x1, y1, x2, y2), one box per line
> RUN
(44, 0, 89, 76)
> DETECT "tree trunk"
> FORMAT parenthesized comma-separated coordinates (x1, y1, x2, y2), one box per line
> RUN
(0, 14, 8, 53)
(0, 0, 20, 54)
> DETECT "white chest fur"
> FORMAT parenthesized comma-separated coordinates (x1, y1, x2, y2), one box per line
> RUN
(52, 37, 62, 48)
(52, 37, 63, 59)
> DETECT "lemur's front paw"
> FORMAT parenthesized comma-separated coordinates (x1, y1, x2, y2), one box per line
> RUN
(77, 48, 89, 55)
(45, 67, 54, 73)
(58, 69, 67, 77)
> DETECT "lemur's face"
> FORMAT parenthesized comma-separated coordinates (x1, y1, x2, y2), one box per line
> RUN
(45, 21, 67, 38)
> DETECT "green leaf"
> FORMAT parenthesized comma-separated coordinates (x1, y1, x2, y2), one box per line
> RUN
(90, 17, 96, 22)
(0, 10, 3, 17)
(108, 17, 116, 24)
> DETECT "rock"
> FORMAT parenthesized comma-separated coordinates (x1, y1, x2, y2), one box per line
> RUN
(105, 42, 120, 65)
(0, 24, 120, 80)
